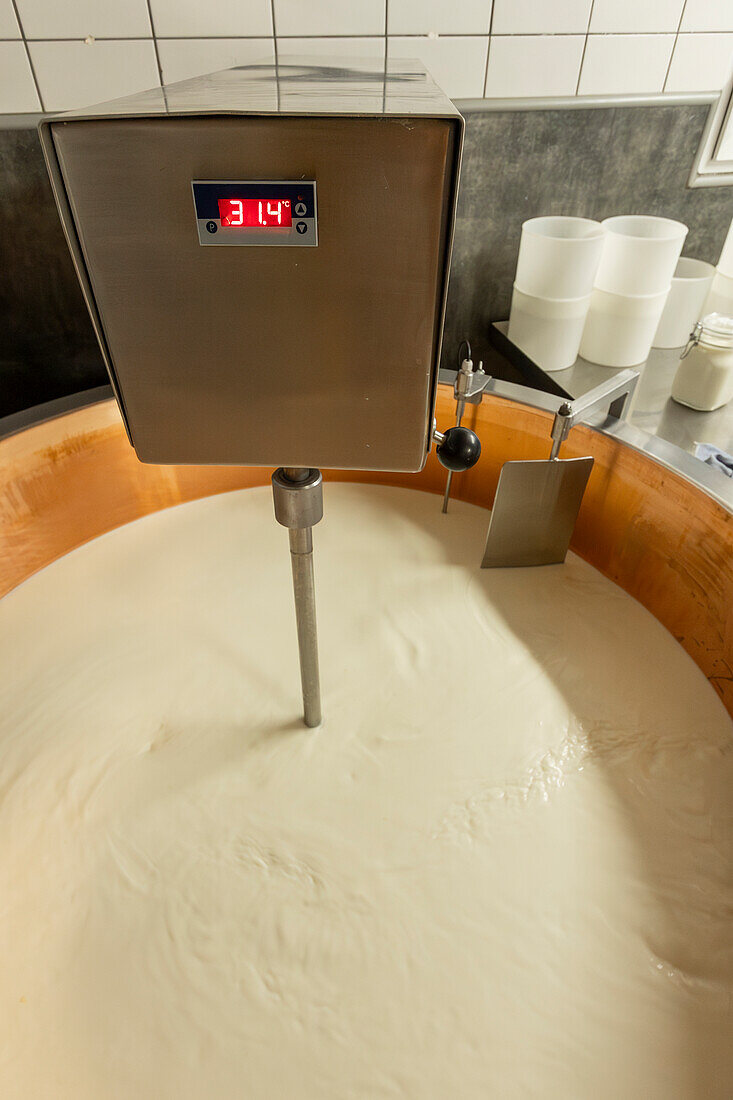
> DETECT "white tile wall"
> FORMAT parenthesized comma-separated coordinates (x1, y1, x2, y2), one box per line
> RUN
(158, 38, 274, 85)
(0, 0, 20, 38)
(16, 0, 151, 39)
(681, 0, 733, 33)
(0, 42, 40, 110)
(29, 40, 160, 111)
(388, 0, 492, 36)
(485, 35, 585, 98)
(589, 0, 685, 35)
(150, 0, 272, 39)
(492, 0, 591, 36)
(0, 0, 731, 113)
(578, 34, 676, 95)
(666, 32, 733, 90)
(274, 0, 385, 37)
(388, 36, 488, 98)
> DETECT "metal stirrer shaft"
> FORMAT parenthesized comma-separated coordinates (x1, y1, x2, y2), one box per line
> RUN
(272, 467, 324, 728)
(288, 525, 321, 727)
(441, 397, 465, 513)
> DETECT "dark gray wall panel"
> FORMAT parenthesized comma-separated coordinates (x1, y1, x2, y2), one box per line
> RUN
(442, 102, 733, 372)
(1, 102, 731, 417)
(0, 128, 105, 416)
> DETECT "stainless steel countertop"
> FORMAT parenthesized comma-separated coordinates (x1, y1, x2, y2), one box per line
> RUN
(492, 320, 733, 462)
(550, 344, 733, 458)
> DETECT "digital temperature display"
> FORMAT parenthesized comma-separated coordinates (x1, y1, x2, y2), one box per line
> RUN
(193, 180, 317, 247)
(218, 198, 292, 228)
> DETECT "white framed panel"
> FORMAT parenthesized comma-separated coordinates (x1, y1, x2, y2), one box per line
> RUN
(688, 60, 733, 185)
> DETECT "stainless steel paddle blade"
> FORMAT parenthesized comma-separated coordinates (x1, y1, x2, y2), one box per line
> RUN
(481, 456, 594, 568)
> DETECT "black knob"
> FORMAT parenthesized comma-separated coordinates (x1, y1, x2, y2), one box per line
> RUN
(436, 426, 481, 472)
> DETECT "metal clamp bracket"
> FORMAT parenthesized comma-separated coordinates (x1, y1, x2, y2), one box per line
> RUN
(547, 369, 639, 458)
(455, 362, 489, 405)
(438, 366, 639, 447)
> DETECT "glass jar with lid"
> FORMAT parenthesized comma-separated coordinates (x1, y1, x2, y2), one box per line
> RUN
(671, 312, 733, 411)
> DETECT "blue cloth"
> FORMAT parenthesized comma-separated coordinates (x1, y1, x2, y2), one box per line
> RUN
(695, 442, 733, 478)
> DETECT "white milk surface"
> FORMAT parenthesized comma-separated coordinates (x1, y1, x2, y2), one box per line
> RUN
(0, 484, 731, 1098)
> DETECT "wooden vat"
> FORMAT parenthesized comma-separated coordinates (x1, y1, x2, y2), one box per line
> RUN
(1, 387, 731, 716)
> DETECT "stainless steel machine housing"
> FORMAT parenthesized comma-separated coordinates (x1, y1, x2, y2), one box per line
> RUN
(39, 60, 463, 471)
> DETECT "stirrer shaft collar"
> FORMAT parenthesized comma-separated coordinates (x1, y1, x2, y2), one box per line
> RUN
(272, 467, 323, 728)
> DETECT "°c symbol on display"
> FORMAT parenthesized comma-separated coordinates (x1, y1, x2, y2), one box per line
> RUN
(296, 221, 308, 234)
(295, 202, 307, 216)
(206, 220, 218, 234)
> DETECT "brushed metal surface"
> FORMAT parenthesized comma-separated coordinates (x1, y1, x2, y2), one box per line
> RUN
(46, 58, 464, 122)
(49, 112, 459, 469)
(481, 456, 595, 568)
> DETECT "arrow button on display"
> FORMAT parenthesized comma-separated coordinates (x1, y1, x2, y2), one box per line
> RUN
(295, 202, 307, 216)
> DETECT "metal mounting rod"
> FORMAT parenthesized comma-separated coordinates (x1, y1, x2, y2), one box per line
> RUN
(272, 467, 323, 728)
(442, 351, 486, 513)
(441, 400, 463, 513)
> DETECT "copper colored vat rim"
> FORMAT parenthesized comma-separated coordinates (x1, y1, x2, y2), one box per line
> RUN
(1, 384, 732, 718)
